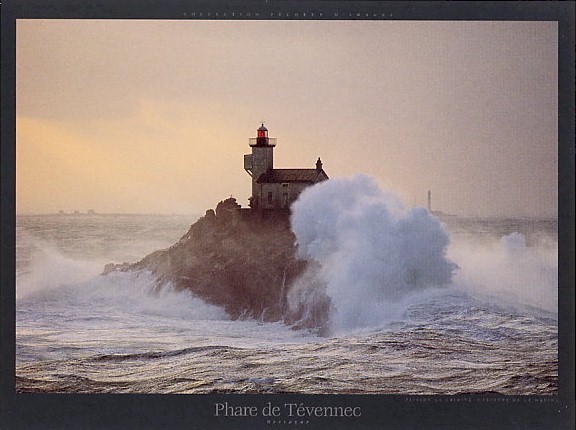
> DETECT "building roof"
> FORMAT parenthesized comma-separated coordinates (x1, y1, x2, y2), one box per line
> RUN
(256, 169, 328, 184)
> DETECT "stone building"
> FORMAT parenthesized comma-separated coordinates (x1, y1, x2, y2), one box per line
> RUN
(244, 124, 328, 209)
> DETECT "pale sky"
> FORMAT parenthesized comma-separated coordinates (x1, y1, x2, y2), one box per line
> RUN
(16, 20, 558, 217)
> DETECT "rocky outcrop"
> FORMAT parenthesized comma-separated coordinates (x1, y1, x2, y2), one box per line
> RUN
(106, 198, 330, 329)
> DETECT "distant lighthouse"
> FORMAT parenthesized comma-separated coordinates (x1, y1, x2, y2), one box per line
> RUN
(428, 190, 432, 212)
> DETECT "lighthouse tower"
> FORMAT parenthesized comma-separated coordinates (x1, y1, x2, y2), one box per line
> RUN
(244, 124, 277, 207)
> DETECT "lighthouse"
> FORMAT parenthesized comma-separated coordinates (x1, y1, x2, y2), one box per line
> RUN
(244, 123, 328, 209)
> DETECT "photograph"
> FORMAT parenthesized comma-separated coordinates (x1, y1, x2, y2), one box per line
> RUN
(2, 1, 574, 429)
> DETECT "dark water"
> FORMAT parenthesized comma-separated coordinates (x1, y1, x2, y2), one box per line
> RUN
(15, 214, 558, 394)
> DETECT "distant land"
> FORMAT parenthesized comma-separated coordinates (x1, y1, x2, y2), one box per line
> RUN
(13, 210, 558, 222)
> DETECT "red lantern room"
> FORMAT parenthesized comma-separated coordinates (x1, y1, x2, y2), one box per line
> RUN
(249, 123, 276, 147)
(252, 123, 274, 147)
(257, 123, 268, 138)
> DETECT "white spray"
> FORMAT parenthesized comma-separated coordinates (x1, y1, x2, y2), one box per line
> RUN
(449, 231, 558, 313)
(289, 174, 457, 331)
(16, 235, 228, 321)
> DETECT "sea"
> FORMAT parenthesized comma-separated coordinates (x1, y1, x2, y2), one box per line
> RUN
(15, 212, 558, 394)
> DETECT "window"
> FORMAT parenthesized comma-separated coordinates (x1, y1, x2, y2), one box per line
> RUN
(268, 192, 273, 204)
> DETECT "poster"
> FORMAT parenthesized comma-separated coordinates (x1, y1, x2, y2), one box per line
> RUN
(1, 1, 574, 429)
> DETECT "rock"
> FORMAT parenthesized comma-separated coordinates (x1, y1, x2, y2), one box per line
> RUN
(105, 202, 330, 330)
(101, 262, 131, 275)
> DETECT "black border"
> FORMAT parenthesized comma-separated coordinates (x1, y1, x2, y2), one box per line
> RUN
(1, 1, 574, 429)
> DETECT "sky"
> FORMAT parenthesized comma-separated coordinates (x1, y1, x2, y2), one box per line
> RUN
(16, 20, 558, 217)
